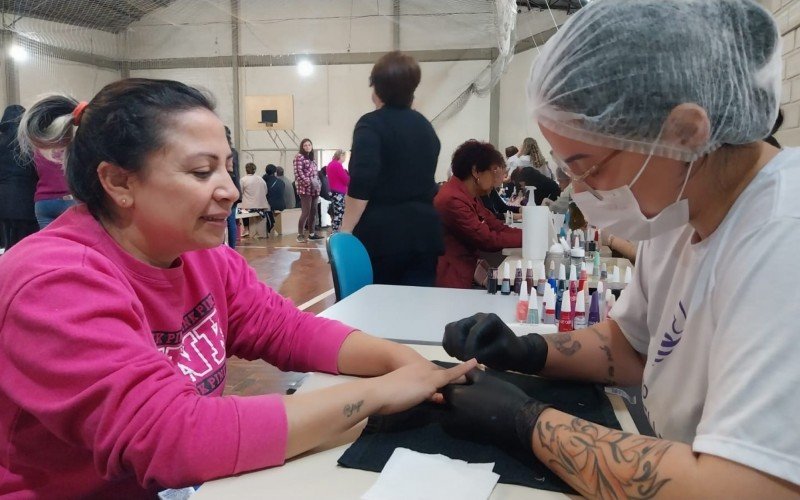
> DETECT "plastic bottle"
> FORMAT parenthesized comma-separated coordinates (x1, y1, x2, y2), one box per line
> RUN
(573, 290, 588, 329)
(487, 267, 498, 294)
(588, 291, 601, 326)
(513, 260, 524, 295)
(558, 289, 573, 332)
(605, 289, 615, 318)
(527, 293, 540, 324)
(525, 260, 535, 292)
(536, 261, 547, 296)
(516, 284, 530, 322)
(542, 287, 556, 324)
(501, 262, 511, 295)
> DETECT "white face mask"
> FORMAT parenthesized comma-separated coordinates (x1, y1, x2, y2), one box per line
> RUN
(572, 150, 693, 241)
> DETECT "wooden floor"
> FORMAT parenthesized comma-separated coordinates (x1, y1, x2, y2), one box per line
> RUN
(223, 229, 337, 397)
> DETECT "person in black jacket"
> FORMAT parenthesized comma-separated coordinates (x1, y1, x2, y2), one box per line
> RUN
(512, 166, 560, 206)
(340, 51, 443, 286)
(0, 105, 38, 251)
(263, 164, 286, 212)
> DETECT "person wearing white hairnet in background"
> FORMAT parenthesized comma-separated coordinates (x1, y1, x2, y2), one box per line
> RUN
(440, 0, 800, 497)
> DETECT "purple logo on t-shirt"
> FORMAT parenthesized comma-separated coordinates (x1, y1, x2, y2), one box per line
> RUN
(654, 300, 687, 364)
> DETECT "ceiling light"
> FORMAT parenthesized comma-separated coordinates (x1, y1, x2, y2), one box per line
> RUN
(9, 45, 27, 62)
(297, 59, 314, 77)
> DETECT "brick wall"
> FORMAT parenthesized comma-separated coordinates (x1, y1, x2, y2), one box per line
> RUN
(762, 0, 800, 145)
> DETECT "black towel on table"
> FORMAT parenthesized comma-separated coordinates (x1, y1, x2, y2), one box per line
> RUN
(337, 361, 621, 494)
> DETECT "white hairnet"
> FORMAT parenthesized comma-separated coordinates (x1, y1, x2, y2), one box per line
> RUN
(528, 0, 782, 162)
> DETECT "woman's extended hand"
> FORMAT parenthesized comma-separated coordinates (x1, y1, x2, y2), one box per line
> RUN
(375, 359, 477, 415)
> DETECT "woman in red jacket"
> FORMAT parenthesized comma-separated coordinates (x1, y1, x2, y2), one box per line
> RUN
(434, 140, 522, 288)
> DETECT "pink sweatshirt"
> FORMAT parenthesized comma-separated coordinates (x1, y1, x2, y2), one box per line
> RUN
(326, 160, 350, 194)
(0, 205, 355, 497)
(32, 149, 70, 201)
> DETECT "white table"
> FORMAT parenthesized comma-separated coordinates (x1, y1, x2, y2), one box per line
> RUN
(194, 344, 637, 500)
(318, 284, 557, 344)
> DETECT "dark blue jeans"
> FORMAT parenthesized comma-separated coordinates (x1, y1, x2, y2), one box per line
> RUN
(227, 203, 238, 248)
(35, 198, 77, 229)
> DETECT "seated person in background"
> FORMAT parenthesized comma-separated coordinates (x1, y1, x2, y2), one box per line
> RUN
(542, 165, 572, 214)
(510, 166, 561, 206)
(263, 164, 286, 212)
(275, 166, 296, 209)
(434, 140, 522, 289)
(508, 137, 554, 180)
(240, 162, 273, 235)
(501, 146, 518, 196)
(481, 162, 520, 221)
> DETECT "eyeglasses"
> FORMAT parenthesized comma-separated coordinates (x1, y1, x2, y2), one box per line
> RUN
(556, 149, 623, 200)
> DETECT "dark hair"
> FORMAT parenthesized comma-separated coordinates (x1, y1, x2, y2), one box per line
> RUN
(265, 163, 277, 176)
(224, 125, 233, 147)
(276, 166, 285, 176)
(369, 51, 421, 108)
(18, 78, 215, 220)
(298, 138, 313, 161)
(450, 140, 504, 180)
(504, 146, 518, 158)
(245, 162, 256, 175)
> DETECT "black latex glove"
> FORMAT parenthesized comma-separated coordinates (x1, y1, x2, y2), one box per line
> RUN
(442, 312, 548, 374)
(442, 313, 487, 360)
(441, 369, 552, 451)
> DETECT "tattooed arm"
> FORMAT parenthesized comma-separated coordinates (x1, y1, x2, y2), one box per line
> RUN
(539, 319, 645, 386)
(533, 408, 800, 499)
(282, 359, 476, 459)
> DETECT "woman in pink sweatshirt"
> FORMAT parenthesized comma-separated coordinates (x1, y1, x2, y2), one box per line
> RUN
(326, 150, 350, 232)
(0, 79, 475, 498)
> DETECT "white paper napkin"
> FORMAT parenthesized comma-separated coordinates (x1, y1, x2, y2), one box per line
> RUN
(361, 447, 500, 500)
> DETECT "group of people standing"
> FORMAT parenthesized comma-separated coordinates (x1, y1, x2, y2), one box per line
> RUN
(292, 141, 351, 240)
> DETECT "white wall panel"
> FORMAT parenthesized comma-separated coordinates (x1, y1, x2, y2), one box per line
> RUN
(125, 0, 232, 59)
(18, 56, 119, 106)
(10, 16, 120, 59)
(240, 0, 394, 55)
(498, 47, 554, 162)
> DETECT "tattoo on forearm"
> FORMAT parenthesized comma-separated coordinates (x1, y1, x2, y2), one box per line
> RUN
(343, 400, 364, 418)
(599, 344, 615, 386)
(591, 327, 615, 385)
(536, 417, 673, 499)
(547, 333, 582, 356)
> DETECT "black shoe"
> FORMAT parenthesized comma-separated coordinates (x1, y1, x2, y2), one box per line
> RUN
(308, 233, 324, 240)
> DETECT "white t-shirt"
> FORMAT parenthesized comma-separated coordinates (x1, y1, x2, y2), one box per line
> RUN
(611, 147, 800, 486)
(508, 155, 554, 180)
(240, 174, 270, 210)
(507, 155, 531, 174)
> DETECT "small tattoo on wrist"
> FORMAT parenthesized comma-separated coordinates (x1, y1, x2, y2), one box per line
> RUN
(343, 400, 364, 417)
